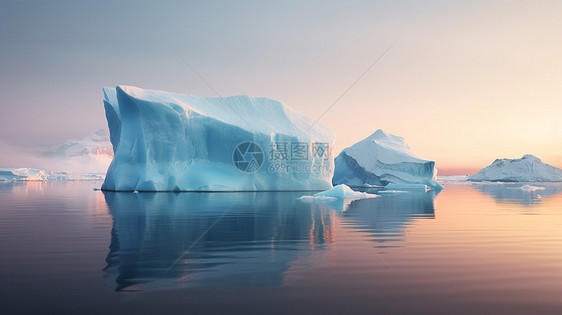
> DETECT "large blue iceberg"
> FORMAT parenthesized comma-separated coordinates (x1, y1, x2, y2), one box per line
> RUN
(101, 86, 335, 191)
(332, 130, 443, 189)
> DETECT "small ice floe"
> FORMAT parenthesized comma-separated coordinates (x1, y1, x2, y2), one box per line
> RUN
(133, 190, 139, 194)
(298, 184, 378, 211)
(385, 183, 429, 190)
(505, 184, 546, 194)
(298, 195, 338, 202)
(519, 185, 546, 192)
(362, 183, 385, 188)
(377, 190, 408, 195)
(299, 184, 378, 201)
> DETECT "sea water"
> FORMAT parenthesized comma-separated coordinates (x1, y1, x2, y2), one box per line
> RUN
(1, 181, 562, 314)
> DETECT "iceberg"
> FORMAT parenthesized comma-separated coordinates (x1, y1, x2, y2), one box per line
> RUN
(101, 86, 335, 191)
(332, 130, 443, 189)
(469, 154, 562, 182)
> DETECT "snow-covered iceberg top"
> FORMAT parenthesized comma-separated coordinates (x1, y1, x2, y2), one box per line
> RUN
(469, 154, 562, 182)
(101, 86, 335, 191)
(332, 130, 443, 189)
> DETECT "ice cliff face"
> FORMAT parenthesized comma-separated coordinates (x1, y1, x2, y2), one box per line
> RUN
(101, 86, 335, 191)
(332, 130, 442, 189)
(469, 154, 562, 182)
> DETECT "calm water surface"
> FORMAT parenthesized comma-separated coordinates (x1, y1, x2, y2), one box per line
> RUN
(1, 181, 562, 314)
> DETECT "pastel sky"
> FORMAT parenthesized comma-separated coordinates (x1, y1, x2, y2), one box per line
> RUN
(0, 0, 560, 174)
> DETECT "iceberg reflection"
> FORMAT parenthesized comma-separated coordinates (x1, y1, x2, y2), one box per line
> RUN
(473, 183, 562, 206)
(341, 189, 438, 248)
(103, 191, 334, 291)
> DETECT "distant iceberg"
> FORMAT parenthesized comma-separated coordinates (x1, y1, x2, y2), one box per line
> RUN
(332, 130, 443, 189)
(469, 154, 562, 182)
(101, 86, 335, 191)
(0, 168, 51, 181)
(0, 130, 112, 181)
(0, 168, 103, 181)
(42, 129, 113, 175)
(44, 129, 113, 158)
